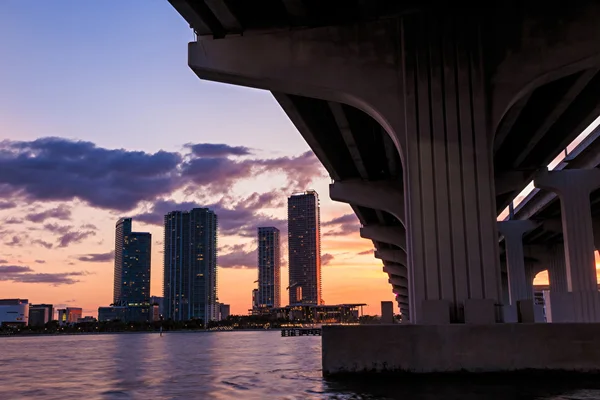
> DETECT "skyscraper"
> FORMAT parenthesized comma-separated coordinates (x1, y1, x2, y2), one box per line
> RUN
(257, 227, 281, 308)
(288, 190, 322, 305)
(163, 208, 218, 322)
(114, 218, 151, 307)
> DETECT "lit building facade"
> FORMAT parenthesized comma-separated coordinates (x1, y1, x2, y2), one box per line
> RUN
(0, 299, 29, 326)
(163, 208, 218, 322)
(57, 307, 82, 325)
(113, 218, 151, 307)
(257, 227, 281, 308)
(287, 191, 322, 305)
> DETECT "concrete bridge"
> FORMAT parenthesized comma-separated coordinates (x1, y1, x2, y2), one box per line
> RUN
(168, 0, 600, 374)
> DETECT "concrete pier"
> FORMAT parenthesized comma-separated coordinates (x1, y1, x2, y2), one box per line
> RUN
(322, 324, 600, 375)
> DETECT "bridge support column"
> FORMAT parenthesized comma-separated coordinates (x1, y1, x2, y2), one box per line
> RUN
(498, 220, 537, 305)
(535, 168, 600, 322)
(396, 16, 501, 324)
(548, 244, 568, 293)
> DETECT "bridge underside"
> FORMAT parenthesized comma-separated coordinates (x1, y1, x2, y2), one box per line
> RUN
(169, 0, 600, 324)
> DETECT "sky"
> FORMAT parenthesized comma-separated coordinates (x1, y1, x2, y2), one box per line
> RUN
(0, 0, 392, 316)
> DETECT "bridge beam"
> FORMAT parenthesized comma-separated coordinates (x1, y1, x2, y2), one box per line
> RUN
(329, 180, 404, 223)
(375, 249, 407, 266)
(498, 220, 538, 305)
(383, 264, 408, 279)
(360, 224, 406, 250)
(535, 168, 600, 322)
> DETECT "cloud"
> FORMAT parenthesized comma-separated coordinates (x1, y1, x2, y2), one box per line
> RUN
(26, 205, 71, 223)
(0, 265, 33, 274)
(0, 137, 182, 211)
(185, 143, 252, 157)
(5, 236, 22, 246)
(0, 259, 8, 264)
(322, 253, 335, 266)
(322, 213, 360, 237)
(134, 193, 287, 238)
(0, 138, 324, 213)
(34, 260, 46, 264)
(4, 217, 22, 224)
(58, 231, 96, 248)
(0, 201, 17, 210)
(33, 239, 53, 249)
(218, 244, 257, 268)
(77, 251, 114, 263)
(357, 249, 374, 255)
(0, 265, 88, 286)
(44, 223, 96, 247)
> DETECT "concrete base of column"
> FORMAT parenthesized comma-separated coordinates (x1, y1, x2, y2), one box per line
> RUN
(322, 324, 600, 375)
(546, 291, 600, 322)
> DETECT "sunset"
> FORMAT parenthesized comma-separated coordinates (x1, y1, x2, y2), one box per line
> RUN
(3, 1, 600, 398)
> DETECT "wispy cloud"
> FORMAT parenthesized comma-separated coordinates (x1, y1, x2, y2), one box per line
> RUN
(0, 265, 90, 286)
(26, 205, 71, 223)
(77, 251, 114, 263)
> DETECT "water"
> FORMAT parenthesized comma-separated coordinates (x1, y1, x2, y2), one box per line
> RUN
(2, 331, 600, 399)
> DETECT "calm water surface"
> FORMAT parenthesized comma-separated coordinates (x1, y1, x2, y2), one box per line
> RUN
(2, 331, 600, 399)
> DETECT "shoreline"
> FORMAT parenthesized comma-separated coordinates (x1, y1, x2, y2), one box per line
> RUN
(0, 328, 279, 338)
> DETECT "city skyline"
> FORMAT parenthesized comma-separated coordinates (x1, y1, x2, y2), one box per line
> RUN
(3, 1, 591, 318)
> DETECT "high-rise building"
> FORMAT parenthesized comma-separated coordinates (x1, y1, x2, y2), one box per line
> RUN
(113, 218, 151, 307)
(0, 299, 29, 327)
(288, 190, 322, 305)
(257, 227, 281, 308)
(163, 208, 218, 322)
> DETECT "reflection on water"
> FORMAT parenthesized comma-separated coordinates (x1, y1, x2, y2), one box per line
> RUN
(1, 331, 600, 399)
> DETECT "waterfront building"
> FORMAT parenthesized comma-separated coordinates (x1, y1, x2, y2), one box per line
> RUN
(113, 218, 152, 307)
(0, 299, 29, 327)
(219, 303, 230, 320)
(251, 289, 259, 313)
(287, 190, 322, 305)
(251, 303, 364, 323)
(57, 307, 82, 325)
(29, 304, 53, 327)
(97, 305, 154, 322)
(150, 296, 164, 316)
(257, 227, 281, 308)
(163, 208, 218, 322)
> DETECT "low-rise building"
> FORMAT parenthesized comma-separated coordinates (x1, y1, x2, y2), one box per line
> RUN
(219, 303, 230, 320)
(57, 307, 82, 325)
(29, 304, 53, 327)
(98, 305, 154, 322)
(0, 299, 29, 327)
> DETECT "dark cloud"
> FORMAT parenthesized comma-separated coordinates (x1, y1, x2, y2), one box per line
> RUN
(26, 205, 71, 223)
(77, 251, 114, 263)
(218, 244, 257, 269)
(322, 253, 335, 266)
(43, 223, 96, 247)
(34, 260, 46, 264)
(134, 193, 287, 238)
(185, 143, 252, 157)
(322, 213, 360, 237)
(5, 236, 22, 246)
(33, 239, 53, 249)
(0, 259, 8, 264)
(357, 249, 374, 256)
(0, 265, 33, 274)
(0, 137, 182, 211)
(0, 265, 88, 286)
(58, 231, 96, 248)
(0, 201, 17, 210)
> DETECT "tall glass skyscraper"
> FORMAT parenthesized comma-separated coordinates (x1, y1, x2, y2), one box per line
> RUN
(163, 208, 218, 322)
(287, 190, 322, 305)
(114, 218, 151, 307)
(257, 227, 280, 308)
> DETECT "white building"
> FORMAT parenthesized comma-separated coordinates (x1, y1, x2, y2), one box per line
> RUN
(0, 299, 29, 326)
